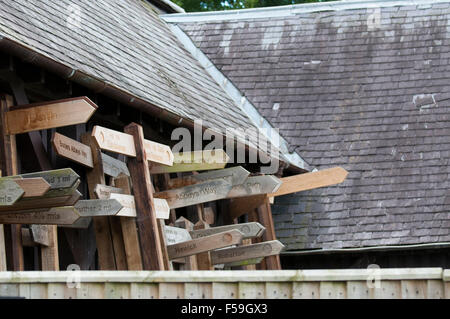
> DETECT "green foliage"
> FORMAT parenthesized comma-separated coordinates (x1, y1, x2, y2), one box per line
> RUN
(173, 0, 333, 12)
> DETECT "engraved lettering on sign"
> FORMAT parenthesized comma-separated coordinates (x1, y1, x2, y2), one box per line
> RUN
(26, 111, 58, 127)
(174, 243, 197, 254)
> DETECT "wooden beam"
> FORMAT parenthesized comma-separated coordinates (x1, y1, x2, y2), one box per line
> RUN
(81, 133, 116, 270)
(210, 240, 284, 265)
(124, 122, 165, 270)
(174, 217, 198, 270)
(193, 219, 213, 270)
(40, 225, 59, 271)
(255, 197, 281, 270)
(113, 174, 143, 271)
(0, 95, 23, 270)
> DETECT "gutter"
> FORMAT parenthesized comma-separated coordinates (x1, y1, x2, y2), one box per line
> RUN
(162, 0, 450, 23)
(281, 242, 450, 255)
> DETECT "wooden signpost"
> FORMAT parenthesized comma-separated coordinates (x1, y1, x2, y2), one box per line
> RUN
(12, 178, 51, 197)
(0, 179, 25, 206)
(0, 207, 81, 225)
(150, 150, 229, 174)
(167, 229, 244, 260)
(14, 168, 80, 190)
(5, 97, 97, 134)
(164, 226, 192, 245)
(0, 190, 81, 212)
(210, 240, 285, 265)
(190, 222, 265, 240)
(154, 179, 233, 209)
(109, 194, 137, 217)
(271, 167, 348, 197)
(167, 166, 250, 189)
(52, 132, 94, 168)
(226, 175, 282, 199)
(30, 225, 50, 246)
(93, 125, 174, 166)
(101, 153, 130, 178)
(74, 199, 124, 217)
(154, 198, 170, 219)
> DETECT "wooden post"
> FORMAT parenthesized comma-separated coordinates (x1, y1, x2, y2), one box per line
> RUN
(113, 174, 143, 270)
(255, 196, 281, 270)
(194, 219, 214, 270)
(124, 123, 165, 270)
(0, 95, 23, 270)
(40, 225, 59, 270)
(174, 217, 197, 270)
(81, 133, 116, 270)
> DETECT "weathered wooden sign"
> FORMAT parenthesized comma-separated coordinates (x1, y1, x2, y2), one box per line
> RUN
(269, 167, 349, 197)
(226, 175, 282, 199)
(93, 125, 174, 165)
(167, 166, 250, 189)
(190, 222, 265, 240)
(52, 132, 94, 168)
(74, 199, 123, 217)
(101, 153, 130, 178)
(94, 184, 124, 200)
(154, 179, 233, 209)
(154, 198, 170, 219)
(144, 139, 174, 166)
(12, 178, 51, 197)
(5, 97, 97, 135)
(167, 229, 244, 260)
(210, 240, 285, 265)
(0, 179, 24, 206)
(93, 126, 136, 157)
(15, 168, 80, 190)
(30, 225, 50, 246)
(0, 207, 81, 225)
(109, 193, 137, 217)
(164, 225, 192, 245)
(150, 150, 229, 174)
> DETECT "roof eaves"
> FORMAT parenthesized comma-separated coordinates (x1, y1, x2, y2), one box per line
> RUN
(162, 0, 450, 23)
(164, 22, 310, 171)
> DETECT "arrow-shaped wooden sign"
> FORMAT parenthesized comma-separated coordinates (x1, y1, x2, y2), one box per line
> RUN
(30, 225, 50, 246)
(167, 229, 244, 260)
(52, 132, 94, 168)
(0, 179, 24, 206)
(150, 150, 229, 174)
(270, 167, 348, 197)
(190, 222, 265, 240)
(167, 166, 250, 189)
(154, 198, 170, 219)
(154, 179, 233, 209)
(226, 175, 282, 199)
(12, 178, 51, 197)
(0, 207, 81, 225)
(14, 168, 80, 190)
(108, 194, 137, 217)
(5, 97, 97, 135)
(101, 153, 130, 178)
(228, 167, 349, 220)
(74, 199, 124, 217)
(92, 125, 174, 165)
(210, 240, 285, 265)
(94, 184, 124, 200)
(164, 225, 192, 245)
(93, 126, 136, 157)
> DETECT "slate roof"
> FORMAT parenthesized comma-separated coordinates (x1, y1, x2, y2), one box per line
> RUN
(0, 0, 285, 162)
(172, 0, 450, 250)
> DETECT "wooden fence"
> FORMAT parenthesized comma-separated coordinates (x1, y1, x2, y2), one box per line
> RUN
(0, 268, 449, 299)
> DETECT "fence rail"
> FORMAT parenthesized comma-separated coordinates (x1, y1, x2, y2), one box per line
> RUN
(0, 269, 449, 299)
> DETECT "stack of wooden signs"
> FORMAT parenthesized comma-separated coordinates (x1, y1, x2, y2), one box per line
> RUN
(0, 96, 348, 271)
